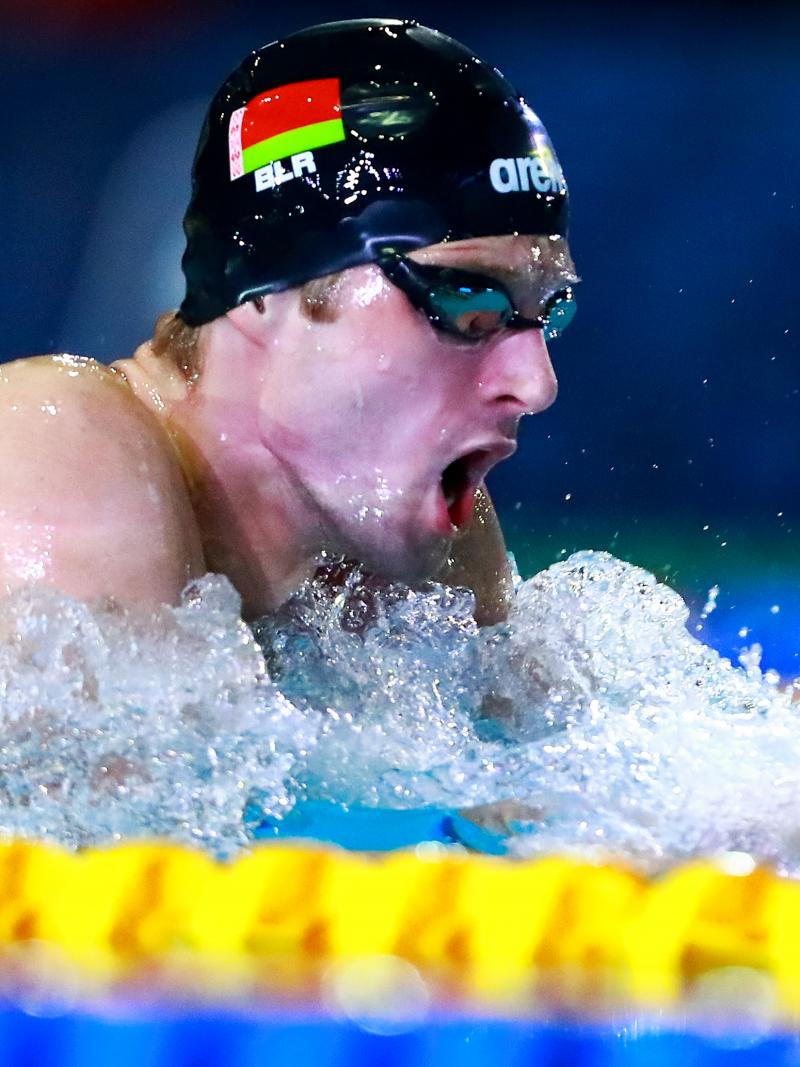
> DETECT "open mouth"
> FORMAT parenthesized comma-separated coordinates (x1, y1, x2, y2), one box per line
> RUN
(440, 450, 491, 530)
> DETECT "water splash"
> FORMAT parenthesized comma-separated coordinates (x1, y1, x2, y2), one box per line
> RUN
(0, 576, 314, 855)
(481, 553, 800, 872)
(0, 551, 798, 873)
(252, 564, 496, 809)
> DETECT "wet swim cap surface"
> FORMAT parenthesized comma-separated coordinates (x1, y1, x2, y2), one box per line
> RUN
(179, 18, 569, 326)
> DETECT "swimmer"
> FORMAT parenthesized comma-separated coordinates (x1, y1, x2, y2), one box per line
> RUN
(0, 19, 578, 626)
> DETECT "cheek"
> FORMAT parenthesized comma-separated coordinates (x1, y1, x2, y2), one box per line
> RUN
(258, 278, 469, 464)
(301, 317, 433, 426)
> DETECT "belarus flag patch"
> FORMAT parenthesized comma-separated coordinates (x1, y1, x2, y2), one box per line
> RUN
(229, 77, 345, 180)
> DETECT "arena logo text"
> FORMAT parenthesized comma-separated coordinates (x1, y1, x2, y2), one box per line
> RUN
(489, 155, 565, 194)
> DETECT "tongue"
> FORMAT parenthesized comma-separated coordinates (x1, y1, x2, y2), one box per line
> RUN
(447, 484, 476, 528)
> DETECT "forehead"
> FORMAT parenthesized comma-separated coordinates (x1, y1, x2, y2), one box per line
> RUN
(408, 234, 577, 292)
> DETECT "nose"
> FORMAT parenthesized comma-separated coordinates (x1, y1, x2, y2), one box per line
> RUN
(478, 328, 558, 415)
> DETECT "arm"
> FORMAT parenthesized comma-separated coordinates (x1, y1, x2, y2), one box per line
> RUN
(0, 356, 204, 605)
(433, 482, 515, 626)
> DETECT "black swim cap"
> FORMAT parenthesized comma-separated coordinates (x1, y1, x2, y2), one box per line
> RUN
(179, 18, 569, 326)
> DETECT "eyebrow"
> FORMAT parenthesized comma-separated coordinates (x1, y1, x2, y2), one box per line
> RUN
(458, 259, 582, 291)
(409, 243, 581, 296)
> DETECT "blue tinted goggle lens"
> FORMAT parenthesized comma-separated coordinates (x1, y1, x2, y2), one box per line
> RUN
(542, 290, 577, 340)
(428, 285, 514, 336)
(376, 251, 576, 342)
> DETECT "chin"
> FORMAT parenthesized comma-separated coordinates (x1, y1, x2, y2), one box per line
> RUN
(378, 550, 450, 586)
(336, 525, 451, 586)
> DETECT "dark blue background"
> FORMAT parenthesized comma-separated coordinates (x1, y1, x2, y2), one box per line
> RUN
(1, 0, 798, 667)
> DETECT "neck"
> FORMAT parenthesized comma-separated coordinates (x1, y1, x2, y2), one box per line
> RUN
(115, 322, 318, 618)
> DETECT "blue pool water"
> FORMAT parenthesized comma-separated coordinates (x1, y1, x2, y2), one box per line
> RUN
(0, 1006, 799, 1067)
(689, 581, 800, 680)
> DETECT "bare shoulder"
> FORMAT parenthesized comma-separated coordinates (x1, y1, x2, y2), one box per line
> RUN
(0, 354, 204, 604)
(1, 353, 162, 442)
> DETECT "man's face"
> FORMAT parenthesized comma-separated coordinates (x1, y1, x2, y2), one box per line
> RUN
(255, 233, 578, 580)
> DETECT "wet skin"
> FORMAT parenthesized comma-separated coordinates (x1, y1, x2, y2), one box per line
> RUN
(0, 234, 577, 623)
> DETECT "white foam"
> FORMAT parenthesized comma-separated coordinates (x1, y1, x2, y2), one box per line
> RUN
(0, 575, 315, 855)
(0, 551, 798, 872)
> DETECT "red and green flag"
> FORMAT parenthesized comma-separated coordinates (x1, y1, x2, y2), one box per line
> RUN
(229, 77, 345, 180)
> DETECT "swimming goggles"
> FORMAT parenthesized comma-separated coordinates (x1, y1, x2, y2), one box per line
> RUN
(374, 249, 577, 344)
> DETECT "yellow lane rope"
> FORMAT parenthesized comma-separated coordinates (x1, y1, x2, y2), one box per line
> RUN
(0, 840, 797, 1013)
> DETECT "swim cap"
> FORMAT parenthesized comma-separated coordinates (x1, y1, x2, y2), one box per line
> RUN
(179, 18, 569, 326)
